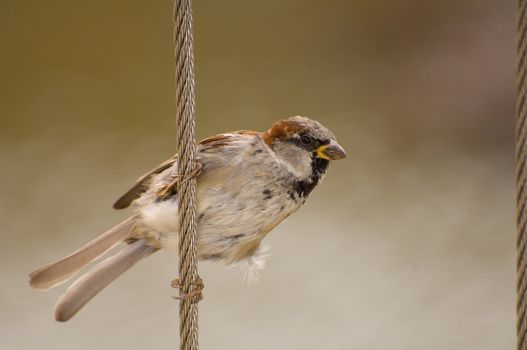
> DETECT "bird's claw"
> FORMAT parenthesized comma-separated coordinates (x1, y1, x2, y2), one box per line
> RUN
(156, 159, 203, 200)
(171, 275, 204, 303)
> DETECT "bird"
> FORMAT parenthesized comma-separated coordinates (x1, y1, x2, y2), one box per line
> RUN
(29, 115, 346, 322)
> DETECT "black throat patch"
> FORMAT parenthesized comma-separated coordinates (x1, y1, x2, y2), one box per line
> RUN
(291, 155, 329, 198)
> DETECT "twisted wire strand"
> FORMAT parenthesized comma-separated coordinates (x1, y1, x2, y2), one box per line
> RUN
(174, 1, 199, 349)
(518, 1, 527, 349)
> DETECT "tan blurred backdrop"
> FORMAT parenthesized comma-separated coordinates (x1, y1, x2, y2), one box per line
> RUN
(1, 1, 515, 349)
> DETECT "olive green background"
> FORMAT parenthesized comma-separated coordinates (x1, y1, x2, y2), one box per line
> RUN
(1, 1, 514, 349)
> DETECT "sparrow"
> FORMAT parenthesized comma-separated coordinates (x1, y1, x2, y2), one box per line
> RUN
(29, 115, 346, 322)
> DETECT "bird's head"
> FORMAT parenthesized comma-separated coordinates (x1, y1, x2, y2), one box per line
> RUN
(262, 116, 346, 188)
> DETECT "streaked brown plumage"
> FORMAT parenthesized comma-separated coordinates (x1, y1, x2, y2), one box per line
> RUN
(29, 116, 346, 322)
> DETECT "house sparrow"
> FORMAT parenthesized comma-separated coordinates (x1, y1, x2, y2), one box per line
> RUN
(29, 116, 346, 322)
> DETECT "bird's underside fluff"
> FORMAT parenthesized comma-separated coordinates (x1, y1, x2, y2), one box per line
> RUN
(29, 116, 346, 322)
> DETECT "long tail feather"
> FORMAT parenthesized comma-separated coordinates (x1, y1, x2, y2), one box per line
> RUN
(53, 239, 156, 322)
(29, 216, 138, 290)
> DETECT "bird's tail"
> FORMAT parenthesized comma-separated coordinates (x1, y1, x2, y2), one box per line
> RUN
(54, 239, 157, 322)
(29, 215, 138, 290)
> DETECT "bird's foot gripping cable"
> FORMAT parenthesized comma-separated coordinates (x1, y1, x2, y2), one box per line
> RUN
(171, 275, 204, 303)
(156, 159, 203, 200)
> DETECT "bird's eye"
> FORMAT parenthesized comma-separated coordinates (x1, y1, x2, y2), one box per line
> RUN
(300, 135, 312, 145)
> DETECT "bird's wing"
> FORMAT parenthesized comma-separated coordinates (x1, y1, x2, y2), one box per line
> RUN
(113, 130, 261, 209)
(113, 155, 177, 209)
(198, 130, 260, 151)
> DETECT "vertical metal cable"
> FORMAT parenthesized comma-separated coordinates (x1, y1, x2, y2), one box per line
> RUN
(518, 1, 527, 349)
(174, 0, 199, 349)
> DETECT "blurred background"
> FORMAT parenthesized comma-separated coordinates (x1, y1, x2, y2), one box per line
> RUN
(1, 0, 515, 349)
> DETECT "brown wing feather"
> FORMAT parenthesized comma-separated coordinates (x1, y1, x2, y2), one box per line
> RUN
(113, 130, 261, 209)
(113, 156, 177, 209)
(199, 130, 261, 151)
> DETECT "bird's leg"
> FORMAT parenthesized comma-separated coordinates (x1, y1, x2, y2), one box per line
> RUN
(156, 158, 203, 200)
(171, 275, 204, 303)
(184, 158, 203, 182)
(155, 174, 181, 199)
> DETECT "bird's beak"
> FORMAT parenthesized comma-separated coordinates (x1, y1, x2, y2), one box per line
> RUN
(316, 140, 347, 160)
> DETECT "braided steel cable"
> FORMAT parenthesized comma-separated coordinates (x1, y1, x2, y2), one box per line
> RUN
(518, 1, 527, 349)
(173, 1, 199, 349)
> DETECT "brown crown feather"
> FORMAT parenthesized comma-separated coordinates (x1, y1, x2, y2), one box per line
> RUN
(262, 119, 304, 147)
